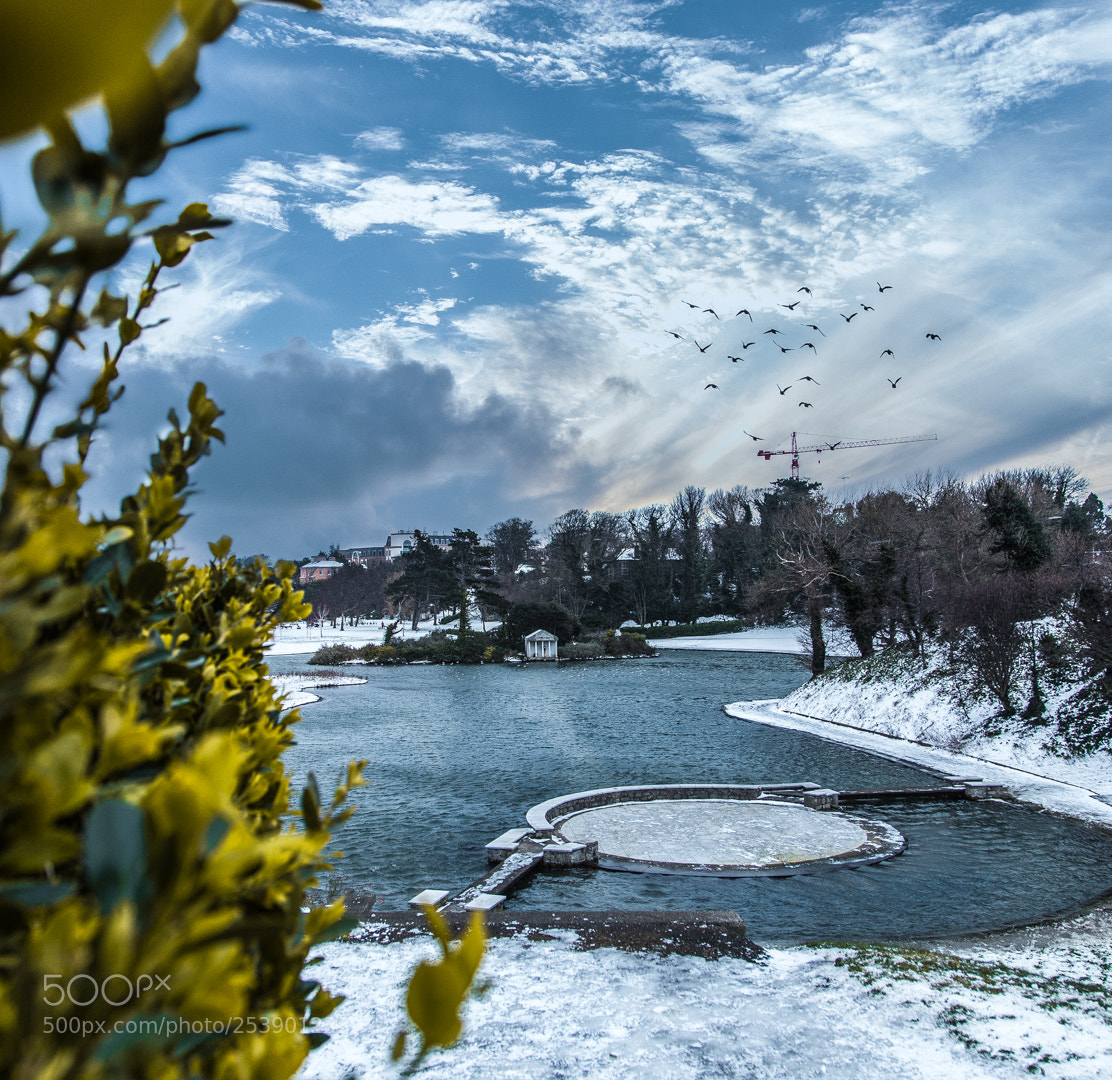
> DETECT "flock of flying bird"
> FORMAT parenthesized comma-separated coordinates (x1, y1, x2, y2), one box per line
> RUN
(663, 281, 943, 441)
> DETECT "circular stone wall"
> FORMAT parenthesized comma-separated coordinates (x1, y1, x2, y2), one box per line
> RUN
(552, 795, 905, 877)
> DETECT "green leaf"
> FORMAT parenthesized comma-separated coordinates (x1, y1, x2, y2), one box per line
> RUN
(125, 558, 168, 603)
(405, 960, 465, 1049)
(302, 775, 322, 832)
(83, 799, 147, 914)
(208, 535, 232, 559)
(0, 880, 77, 907)
(91, 288, 129, 326)
(309, 915, 359, 944)
(119, 317, 141, 345)
(84, 538, 134, 587)
(203, 816, 230, 855)
(0, 1, 177, 142)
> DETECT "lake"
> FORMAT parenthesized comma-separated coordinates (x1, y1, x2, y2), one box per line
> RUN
(269, 650, 1112, 944)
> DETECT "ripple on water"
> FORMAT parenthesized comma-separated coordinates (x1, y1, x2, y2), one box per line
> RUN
(270, 651, 1112, 942)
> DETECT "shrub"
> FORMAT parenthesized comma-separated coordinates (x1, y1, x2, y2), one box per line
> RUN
(308, 644, 361, 665)
(0, 5, 480, 1076)
(561, 641, 606, 660)
(606, 631, 655, 657)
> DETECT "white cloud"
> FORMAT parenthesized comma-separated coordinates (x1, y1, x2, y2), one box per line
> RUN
(354, 126, 407, 151)
(311, 175, 506, 240)
(214, 2, 1112, 509)
(113, 241, 282, 360)
(662, 7, 1112, 187)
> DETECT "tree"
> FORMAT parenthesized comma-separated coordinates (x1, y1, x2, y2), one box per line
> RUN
(386, 530, 453, 629)
(499, 600, 581, 647)
(772, 501, 834, 677)
(670, 485, 707, 624)
(487, 517, 537, 576)
(707, 485, 757, 615)
(981, 477, 1053, 573)
(446, 528, 496, 634)
(626, 504, 675, 626)
(0, 6, 480, 1076)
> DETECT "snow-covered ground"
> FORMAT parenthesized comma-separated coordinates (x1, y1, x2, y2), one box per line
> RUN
(286, 628, 1112, 1080)
(271, 671, 367, 711)
(776, 643, 1112, 804)
(648, 623, 856, 656)
(302, 908, 1112, 1080)
(268, 616, 501, 656)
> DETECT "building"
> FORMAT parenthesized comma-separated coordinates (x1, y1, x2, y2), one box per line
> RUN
(341, 545, 387, 567)
(298, 559, 343, 585)
(524, 629, 559, 660)
(340, 532, 457, 567)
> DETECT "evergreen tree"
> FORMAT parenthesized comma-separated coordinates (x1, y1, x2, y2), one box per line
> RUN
(982, 478, 1052, 573)
(447, 528, 496, 634)
(487, 517, 537, 575)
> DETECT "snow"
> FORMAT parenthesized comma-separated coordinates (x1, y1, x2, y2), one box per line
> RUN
(267, 616, 501, 656)
(558, 799, 879, 869)
(270, 671, 367, 711)
(288, 628, 1112, 1079)
(648, 624, 855, 655)
(300, 911, 1112, 1080)
(770, 637, 1112, 810)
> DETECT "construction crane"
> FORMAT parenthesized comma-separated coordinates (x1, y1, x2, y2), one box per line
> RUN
(757, 431, 938, 480)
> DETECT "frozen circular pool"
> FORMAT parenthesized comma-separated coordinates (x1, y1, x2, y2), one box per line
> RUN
(550, 793, 905, 876)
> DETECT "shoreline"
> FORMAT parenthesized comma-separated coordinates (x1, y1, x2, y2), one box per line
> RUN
(284, 651, 1112, 1077)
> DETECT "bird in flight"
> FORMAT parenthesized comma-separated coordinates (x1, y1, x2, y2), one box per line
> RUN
(805, 323, 825, 337)
(887, 377, 902, 388)
(704, 383, 719, 390)
(728, 355, 744, 363)
(664, 330, 683, 339)
(825, 441, 841, 450)
(798, 401, 814, 408)
(798, 375, 820, 383)
(694, 340, 712, 353)
(880, 348, 894, 357)
(703, 308, 720, 319)
(740, 341, 756, 350)
(925, 333, 941, 340)
(777, 384, 792, 395)
(877, 282, 893, 292)
(763, 328, 782, 335)
(800, 342, 818, 352)
(779, 300, 801, 311)
(841, 312, 858, 322)
(682, 300, 699, 309)
(743, 430, 764, 441)
(797, 286, 812, 297)
(735, 309, 753, 321)
(774, 343, 793, 354)
(860, 303, 874, 312)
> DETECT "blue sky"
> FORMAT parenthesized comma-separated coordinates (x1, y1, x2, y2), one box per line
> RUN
(7, 1, 1112, 559)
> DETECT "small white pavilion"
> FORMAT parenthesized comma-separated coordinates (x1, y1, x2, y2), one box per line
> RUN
(524, 629, 558, 660)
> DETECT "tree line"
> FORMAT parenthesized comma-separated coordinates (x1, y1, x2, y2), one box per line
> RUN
(286, 464, 1112, 701)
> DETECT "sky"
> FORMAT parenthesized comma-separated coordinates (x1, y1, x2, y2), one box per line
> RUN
(4, 0, 1112, 560)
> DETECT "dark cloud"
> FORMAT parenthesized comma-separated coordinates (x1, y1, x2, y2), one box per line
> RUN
(80, 341, 592, 559)
(600, 375, 645, 397)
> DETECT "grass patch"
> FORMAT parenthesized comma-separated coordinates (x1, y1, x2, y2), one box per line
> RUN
(825, 942, 1112, 1071)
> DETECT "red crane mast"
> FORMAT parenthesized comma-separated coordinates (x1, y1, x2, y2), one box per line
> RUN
(757, 431, 938, 479)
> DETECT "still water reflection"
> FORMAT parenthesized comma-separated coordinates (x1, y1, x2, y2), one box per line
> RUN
(270, 651, 1112, 943)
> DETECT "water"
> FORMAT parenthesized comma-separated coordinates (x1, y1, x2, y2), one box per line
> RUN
(270, 651, 1112, 943)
